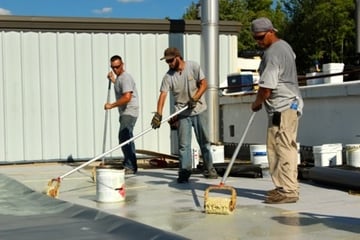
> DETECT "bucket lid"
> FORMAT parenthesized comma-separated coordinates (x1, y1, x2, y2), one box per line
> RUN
(313, 145, 342, 153)
(345, 144, 360, 150)
(313, 144, 342, 151)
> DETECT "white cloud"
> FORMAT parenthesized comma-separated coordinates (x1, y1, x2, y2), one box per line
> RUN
(117, 0, 144, 3)
(0, 8, 11, 15)
(93, 7, 112, 15)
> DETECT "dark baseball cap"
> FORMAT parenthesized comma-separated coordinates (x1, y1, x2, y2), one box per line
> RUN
(160, 47, 181, 60)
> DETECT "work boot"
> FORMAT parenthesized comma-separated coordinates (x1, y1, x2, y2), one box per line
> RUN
(124, 168, 136, 175)
(265, 192, 299, 204)
(203, 168, 218, 179)
(177, 169, 191, 183)
(266, 188, 281, 197)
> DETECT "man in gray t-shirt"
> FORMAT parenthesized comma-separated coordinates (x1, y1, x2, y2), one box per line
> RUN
(151, 47, 218, 183)
(104, 55, 139, 175)
(251, 17, 303, 204)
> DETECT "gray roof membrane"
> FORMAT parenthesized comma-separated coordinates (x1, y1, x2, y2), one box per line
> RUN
(0, 174, 188, 240)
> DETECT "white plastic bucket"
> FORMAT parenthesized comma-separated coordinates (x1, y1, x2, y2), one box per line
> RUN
(250, 145, 268, 167)
(250, 144, 299, 166)
(96, 167, 125, 203)
(345, 144, 360, 167)
(322, 63, 344, 84)
(313, 143, 343, 167)
(211, 145, 225, 164)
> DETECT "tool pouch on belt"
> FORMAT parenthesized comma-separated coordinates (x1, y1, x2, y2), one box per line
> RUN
(168, 115, 179, 130)
(272, 112, 281, 126)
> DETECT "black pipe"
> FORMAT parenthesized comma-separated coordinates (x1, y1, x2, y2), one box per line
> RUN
(307, 167, 360, 190)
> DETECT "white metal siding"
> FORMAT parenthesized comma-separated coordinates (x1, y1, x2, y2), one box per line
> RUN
(0, 30, 237, 163)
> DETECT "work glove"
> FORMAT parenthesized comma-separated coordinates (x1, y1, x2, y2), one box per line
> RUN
(188, 97, 198, 109)
(168, 115, 179, 130)
(151, 112, 162, 129)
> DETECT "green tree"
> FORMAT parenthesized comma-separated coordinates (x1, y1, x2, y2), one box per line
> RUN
(182, 0, 356, 74)
(183, 0, 283, 54)
(282, 0, 355, 73)
(182, 1, 198, 20)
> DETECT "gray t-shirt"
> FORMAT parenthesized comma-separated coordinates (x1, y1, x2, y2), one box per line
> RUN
(160, 61, 207, 116)
(114, 71, 139, 117)
(258, 39, 303, 115)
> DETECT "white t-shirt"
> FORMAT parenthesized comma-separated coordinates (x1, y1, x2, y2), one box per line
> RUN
(160, 61, 207, 116)
(259, 39, 303, 115)
(114, 71, 139, 117)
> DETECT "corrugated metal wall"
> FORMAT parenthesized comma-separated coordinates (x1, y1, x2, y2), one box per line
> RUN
(0, 17, 239, 163)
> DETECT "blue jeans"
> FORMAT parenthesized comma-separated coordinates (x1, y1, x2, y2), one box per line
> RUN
(177, 111, 213, 172)
(119, 115, 137, 172)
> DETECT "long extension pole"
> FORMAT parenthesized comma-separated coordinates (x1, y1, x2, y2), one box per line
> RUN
(220, 112, 256, 185)
(54, 106, 189, 181)
(101, 80, 112, 165)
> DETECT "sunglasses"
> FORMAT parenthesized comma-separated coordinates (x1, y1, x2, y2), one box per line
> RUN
(111, 64, 121, 69)
(166, 58, 175, 64)
(253, 32, 269, 41)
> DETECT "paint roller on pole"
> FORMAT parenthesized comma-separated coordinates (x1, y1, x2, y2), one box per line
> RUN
(46, 105, 189, 198)
(204, 111, 256, 214)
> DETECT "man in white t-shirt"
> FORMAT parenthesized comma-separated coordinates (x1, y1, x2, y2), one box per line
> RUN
(251, 17, 304, 204)
(151, 47, 218, 183)
(105, 55, 139, 175)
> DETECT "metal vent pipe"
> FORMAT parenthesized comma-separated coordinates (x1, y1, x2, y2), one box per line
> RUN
(200, 0, 219, 143)
(357, 0, 360, 53)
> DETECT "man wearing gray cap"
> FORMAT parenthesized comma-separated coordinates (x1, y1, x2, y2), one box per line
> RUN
(250, 17, 304, 204)
(151, 47, 218, 183)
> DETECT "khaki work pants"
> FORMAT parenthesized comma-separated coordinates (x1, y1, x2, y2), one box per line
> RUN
(267, 109, 299, 197)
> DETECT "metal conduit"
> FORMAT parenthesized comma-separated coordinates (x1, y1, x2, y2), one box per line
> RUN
(357, 0, 360, 53)
(200, 0, 219, 143)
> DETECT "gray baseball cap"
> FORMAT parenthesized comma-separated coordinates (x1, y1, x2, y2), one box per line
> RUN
(251, 17, 278, 33)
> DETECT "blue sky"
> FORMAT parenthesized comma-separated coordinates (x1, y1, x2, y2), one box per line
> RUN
(0, 0, 197, 19)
